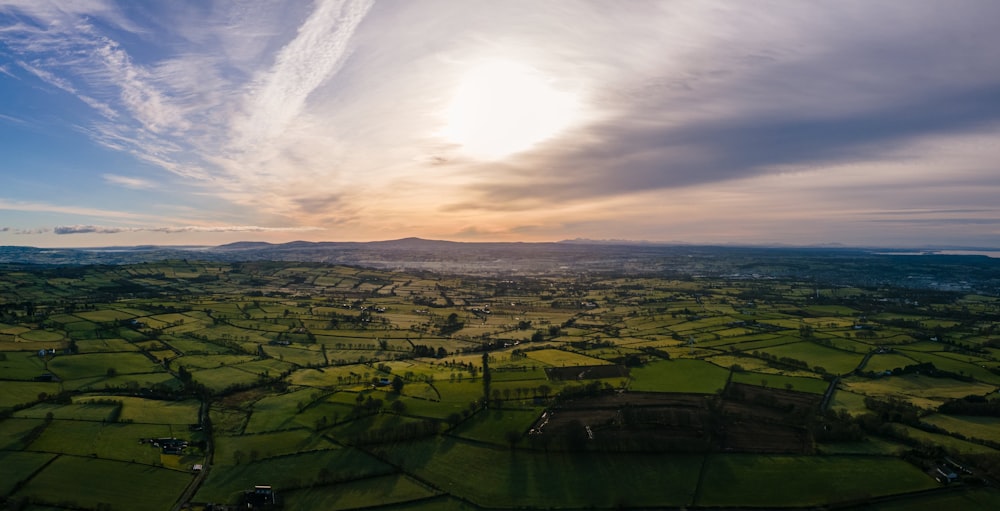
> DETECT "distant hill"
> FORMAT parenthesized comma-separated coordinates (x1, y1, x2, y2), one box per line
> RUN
(2, 239, 999, 294)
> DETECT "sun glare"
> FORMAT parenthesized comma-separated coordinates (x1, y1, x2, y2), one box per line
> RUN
(442, 60, 581, 160)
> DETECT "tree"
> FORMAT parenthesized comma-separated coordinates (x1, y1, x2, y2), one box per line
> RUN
(537, 384, 551, 399)
(391, 375, 405, 394)
(482, 352, 492, 404)
(390, 399, 407, 414)
(505, 430, 521, 450)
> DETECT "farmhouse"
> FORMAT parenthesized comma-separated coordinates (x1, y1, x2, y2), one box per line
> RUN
(145, 437, 188, 455)
(243, 485, 277, 510)
(935, 466, 958, 484)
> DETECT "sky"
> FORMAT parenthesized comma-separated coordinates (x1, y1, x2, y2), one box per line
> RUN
(2, 0, 1000, 249)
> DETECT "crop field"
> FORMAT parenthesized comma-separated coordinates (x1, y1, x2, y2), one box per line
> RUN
(842, 374, 997, 408)
(2, 259, 999, 509)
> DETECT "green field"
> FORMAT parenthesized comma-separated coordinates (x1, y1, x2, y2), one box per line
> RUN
(450, 408, 542, 445)
(194, 448, 392, 503)
(628, 358, 731, 393)
(48, 352, 164, 380)
(394, 437, 704, 508)
(281, 474, 439, 510)
(730, 371, 830, 394)
(696, 454, 938, 507)
(214, 429, 339, 464)
(0, 451, 57, 495)
(15, 456, 192, 511)
(921, 414, 1000, 444)
(2, 259, 1000, 510)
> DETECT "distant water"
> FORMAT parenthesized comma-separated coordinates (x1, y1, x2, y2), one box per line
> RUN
(935, 250, 1000, 258)
(875, 250, 1000, 258)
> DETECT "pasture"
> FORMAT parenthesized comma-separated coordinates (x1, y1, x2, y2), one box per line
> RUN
(0, 451, 57, 495)
(695, 454, 937, 507)
(194, 448, 392, 503)
(921, 414, 1000, 444)
(214, 429, 339, 464)
(15, 456, 192, 511)
(281, 474, 439, 510)
(629, 358, 731, 393)
(48, 352, 163, 380)
(394, 437, 704, 508)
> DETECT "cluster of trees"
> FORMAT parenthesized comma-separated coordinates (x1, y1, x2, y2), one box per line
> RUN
(938, 394, 1000, 417)
(750, 350, 826, 375)
(411, 344, 448, 358)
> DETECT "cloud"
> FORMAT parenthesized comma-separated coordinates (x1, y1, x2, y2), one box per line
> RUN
(0, 227, 50, 235)
(52, 224, 324, 235)
(0, 113, 27, 125)
(231, 0, 373, 149)
(444, 1, 1000, 206)
(3, 1, 1000, 247)
(103, 174, 156, 189)
(0, 198, 153, 220)
(15, 60, 118, 119)
(54, 225, 125, 235)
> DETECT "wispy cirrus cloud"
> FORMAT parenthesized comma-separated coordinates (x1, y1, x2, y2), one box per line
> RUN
(0, 198, 157, 221)
(231, 0, 373, 149)
(15, 60, 118, 119)
(1, 0, 376, 219)
(103, 174, 155, 190)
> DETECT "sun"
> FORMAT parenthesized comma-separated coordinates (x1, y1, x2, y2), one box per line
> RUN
(441, 60, 581, 160)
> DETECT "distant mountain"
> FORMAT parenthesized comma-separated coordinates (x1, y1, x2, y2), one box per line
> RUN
(214, 241, 277, 250)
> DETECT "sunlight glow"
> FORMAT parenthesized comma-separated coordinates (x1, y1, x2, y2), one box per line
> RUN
(442, 60, 581, 160)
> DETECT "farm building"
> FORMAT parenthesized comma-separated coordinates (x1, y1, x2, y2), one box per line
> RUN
(243, 485, 278, 510)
